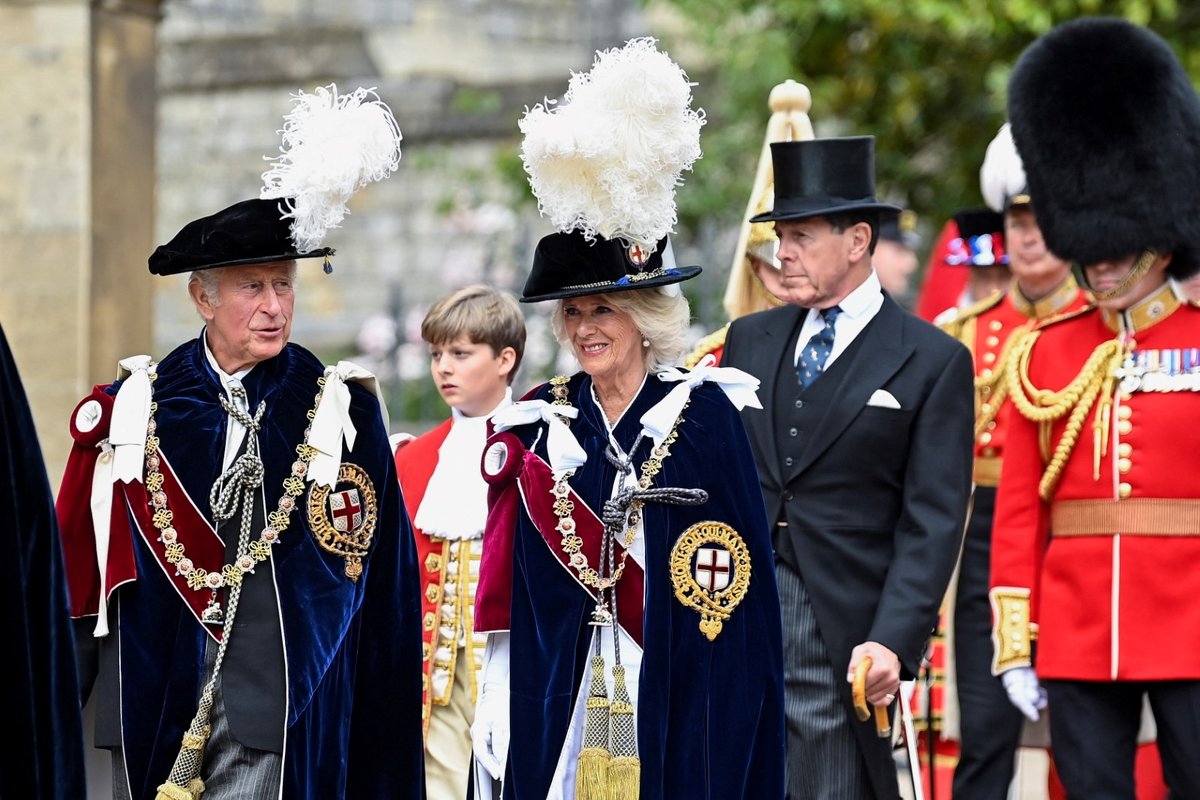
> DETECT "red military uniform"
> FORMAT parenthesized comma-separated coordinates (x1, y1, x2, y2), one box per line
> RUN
(394, 420, 487, 735)
(922, 276, 1086, 796)
(991, 282, 1200, 681)
(939, 277, 1090, 486)
(684, 323, 728, 369)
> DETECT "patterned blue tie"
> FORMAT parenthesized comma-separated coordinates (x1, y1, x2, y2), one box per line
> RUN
(796, 305, 843, 389)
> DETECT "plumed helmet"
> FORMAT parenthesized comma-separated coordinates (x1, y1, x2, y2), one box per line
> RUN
(1007, 17, 1200, 279)
(979, 123, 1030, 214)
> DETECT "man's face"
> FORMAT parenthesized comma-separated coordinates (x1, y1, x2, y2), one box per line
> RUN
(774, 217, 866, 308)
(1084, 252, 1171, 311)
(872, 239, 918, 297)
(191, 261, 296, 373)
(967, 265, 1012, 303)
(1004, 207, 1070, 287)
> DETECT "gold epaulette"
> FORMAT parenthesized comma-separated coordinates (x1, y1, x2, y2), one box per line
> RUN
(684, 323, 730, 369)
(936, 290, 1005, 341)
(1005, 323, 1125, 500)
(989, 587, 1036, 674)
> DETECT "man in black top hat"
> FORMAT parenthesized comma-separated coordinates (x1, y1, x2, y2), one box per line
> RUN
(53, 87, 426, 800)
(721, 135, 974, 799)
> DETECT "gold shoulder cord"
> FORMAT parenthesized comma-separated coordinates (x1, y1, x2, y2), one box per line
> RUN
(973, 322, 1024, 439)
(1005, 330, 1125, 500)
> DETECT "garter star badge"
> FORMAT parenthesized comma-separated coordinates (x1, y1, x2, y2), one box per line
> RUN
(307, 462, 377, 581)
(669, 521, 751, 641)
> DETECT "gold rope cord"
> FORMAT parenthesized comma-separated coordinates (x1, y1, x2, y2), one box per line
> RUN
(1006, 331, 1125, 500)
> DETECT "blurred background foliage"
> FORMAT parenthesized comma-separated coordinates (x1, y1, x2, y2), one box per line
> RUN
(493, 1, 1200, 328)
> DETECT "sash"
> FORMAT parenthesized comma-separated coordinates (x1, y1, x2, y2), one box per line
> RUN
(122, 448, 227, 641)
(516, 450, 644, 649)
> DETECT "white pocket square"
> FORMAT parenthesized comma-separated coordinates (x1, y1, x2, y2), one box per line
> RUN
(867, 389, 902, 409)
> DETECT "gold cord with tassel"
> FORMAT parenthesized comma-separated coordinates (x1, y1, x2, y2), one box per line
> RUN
(607, 663, 640, 800)
(1006, 331, 1126, 500)
(576, 653, 612, 800)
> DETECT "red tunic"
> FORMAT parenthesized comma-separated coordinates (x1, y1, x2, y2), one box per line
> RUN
(991, 284, 1200, 681)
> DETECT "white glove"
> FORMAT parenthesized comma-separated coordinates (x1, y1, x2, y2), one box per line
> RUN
(1001, 666, 1047, 722)
(472, 632, 511, 781)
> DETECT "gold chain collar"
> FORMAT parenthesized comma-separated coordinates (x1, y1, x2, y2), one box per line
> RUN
(545, 375, 685, 591)
(142, 364, 325, 621)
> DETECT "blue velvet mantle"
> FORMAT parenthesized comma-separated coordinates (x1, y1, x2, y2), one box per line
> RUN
(60, 335, 425, 800)
(500, 372, 785, 799)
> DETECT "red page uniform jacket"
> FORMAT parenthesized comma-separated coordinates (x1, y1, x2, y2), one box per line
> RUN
(395, 418, 488, 735)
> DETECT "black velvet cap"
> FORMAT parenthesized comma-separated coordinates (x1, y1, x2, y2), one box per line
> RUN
(520, 230, 701, 303)
(751, 137, 900, 223)
(148, 198, 333, 276)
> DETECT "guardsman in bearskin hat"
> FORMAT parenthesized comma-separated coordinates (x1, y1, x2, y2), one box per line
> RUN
(936, 124, 1087, 799)
(54, 87, 425, 800)
(990, 17, 1200, 798)
(684, 79, 812, 368)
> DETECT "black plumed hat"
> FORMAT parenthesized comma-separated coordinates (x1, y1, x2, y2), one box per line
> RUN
(148, 199, 332, 276)
(1007, 16, 1200, 279)
(520, 231, 700, 303)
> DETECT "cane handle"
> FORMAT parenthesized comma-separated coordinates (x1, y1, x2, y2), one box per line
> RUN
(851, 656, 892, 738)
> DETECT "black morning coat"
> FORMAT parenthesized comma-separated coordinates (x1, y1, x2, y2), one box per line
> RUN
(722, 292, 974, 798)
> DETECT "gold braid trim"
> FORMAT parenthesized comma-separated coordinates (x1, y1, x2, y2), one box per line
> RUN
(989, 587, 1035, 674)
(973, 324, 1026, 439)
(1006, 331, 1125, 500)
(684, 324, 729, 369)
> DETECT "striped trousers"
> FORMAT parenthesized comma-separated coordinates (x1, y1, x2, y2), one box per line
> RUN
(777, 560, 874, 800)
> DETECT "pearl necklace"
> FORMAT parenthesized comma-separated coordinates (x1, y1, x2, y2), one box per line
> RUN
(141, 363, 325, 623)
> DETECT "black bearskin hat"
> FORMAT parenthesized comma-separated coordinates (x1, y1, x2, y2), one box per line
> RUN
(1007, 16, 1200, 280)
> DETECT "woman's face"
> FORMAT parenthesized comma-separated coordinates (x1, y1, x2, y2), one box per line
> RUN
(561, 294, 644, 385)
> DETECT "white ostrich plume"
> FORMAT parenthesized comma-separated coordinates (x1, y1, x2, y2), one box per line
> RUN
(261, 84, 403, 253)
(980, 122, 1027, 214)
(519, 37, 705, 247)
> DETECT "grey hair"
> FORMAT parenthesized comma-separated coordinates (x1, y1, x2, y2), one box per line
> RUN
(551, 286, 691, 372)
(188, 270, 222, 310)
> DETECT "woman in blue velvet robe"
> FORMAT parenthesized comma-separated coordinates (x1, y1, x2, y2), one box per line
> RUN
(472, 231, 786, 800)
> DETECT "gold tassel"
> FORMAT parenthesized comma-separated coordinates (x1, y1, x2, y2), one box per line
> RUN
(155, 777, 205, 800)
(576, 654, 612, 800)
(606, 664, 639, 800)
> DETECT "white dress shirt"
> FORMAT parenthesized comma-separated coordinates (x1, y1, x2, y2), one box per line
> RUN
(792, 269, 885, 370)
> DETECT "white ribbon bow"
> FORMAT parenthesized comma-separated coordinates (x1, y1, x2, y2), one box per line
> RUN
(110, 355, 154, 484)
(309, 360, 385, 488)
(492, 399, 587, 475)
(642, 357, 763, 446)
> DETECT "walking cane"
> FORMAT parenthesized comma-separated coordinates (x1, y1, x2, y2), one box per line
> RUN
(851, 657, 892, 738)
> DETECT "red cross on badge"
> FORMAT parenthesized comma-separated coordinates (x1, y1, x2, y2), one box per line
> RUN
(627, 242, 651, 266)
(694, 546, 732, 592)
(329, 489, 362, 532)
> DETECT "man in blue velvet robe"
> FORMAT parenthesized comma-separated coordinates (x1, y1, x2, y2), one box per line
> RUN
(55, 198, 425, 800)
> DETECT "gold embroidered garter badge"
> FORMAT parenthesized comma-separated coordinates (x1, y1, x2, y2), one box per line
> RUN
(307, 462, 377, 581)
(669, 521, 751, 641)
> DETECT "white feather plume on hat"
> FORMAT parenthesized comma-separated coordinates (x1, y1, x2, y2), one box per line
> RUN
(261, 84, 402, 253)
(980, 122, 1027, 214)
(519, 37, 705, 248)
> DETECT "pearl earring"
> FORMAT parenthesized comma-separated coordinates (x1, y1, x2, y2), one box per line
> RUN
(642, 338, 650, 348)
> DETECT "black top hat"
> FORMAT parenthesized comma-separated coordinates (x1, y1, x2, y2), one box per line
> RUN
(148, 198, 333, 276)
(520, 231, 701, 303)
(750, 137, 900, 223)
(1008, 17, 1200, 278)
